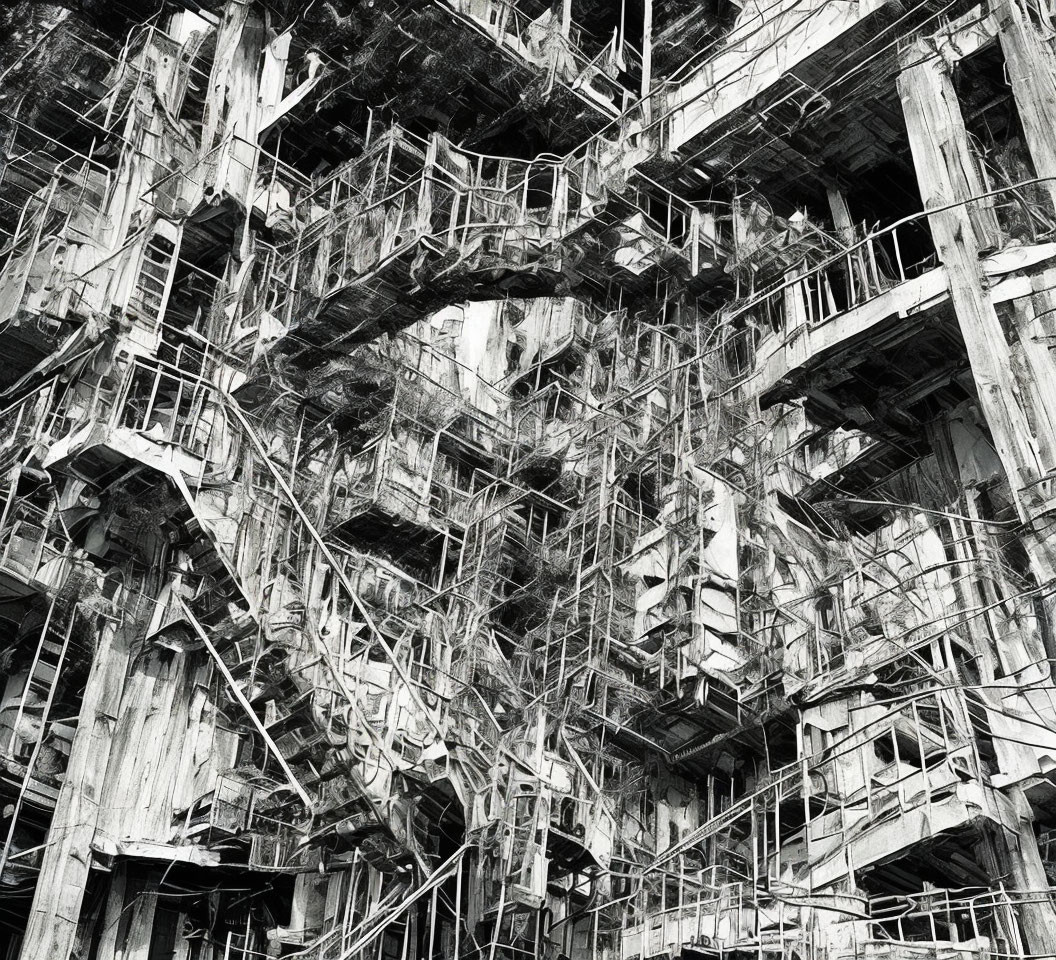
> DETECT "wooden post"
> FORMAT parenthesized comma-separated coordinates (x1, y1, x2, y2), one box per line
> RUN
(123, 874, 160, 960)
(92, 866, 128, 960)
(561, 0, 572, 39)
(825, 186, 855, 245)
(826, 186, 871, 300)
(990, 786, 1056, 951)
(641, 0, 653, 123)
(998, 0, 1056, 211)
(898, 40, 1056, 581)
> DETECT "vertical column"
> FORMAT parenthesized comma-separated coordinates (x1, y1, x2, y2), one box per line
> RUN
(19, 618, 133, 960)
(826, 185, 871, 298)
(984, 787, 1056, 953)
(121, 874, 159, 960)
(999, 0, 1056, 210)
(641, 0, 653, 123)
(897, 41, 1056, 580)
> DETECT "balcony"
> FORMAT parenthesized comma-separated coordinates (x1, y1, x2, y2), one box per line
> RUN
(0, 602, 83, 819)
(44, 355, 233, 490)
(0, 719, 74, 814)
(806, 749, 1007, 891)
(548, 798, 614, 878)
(622, 883, 1030, 960)
(620, 873, 798, 959)
(0, 162, 114, 389)
(178, 772, 268, 844)
(112, 357, 228, 465)
(0, 495, 71, 600)
(0, 379, 64, 473)
(748, 199, 1056, 409)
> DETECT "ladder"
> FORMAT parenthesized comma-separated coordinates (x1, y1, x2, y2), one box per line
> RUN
(4, 600, 76, 763)
(0, 599, 77, 878)
(127, 220, 181, 333)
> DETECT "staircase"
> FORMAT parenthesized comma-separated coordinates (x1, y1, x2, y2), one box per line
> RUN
(0, 601, 78, 885)
(160, 385, 457, 872)
(126, 220, 181, 335)
(276, 124, 725, 337)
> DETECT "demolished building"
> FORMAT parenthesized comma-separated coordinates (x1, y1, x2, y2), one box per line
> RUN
(4, 0, 1056, 957)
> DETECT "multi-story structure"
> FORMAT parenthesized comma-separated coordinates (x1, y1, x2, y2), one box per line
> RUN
(3, 0, 1056, 957)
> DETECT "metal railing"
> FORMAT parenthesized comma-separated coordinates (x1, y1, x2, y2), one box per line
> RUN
(276, 124, 728, 312)
(621, 882, 1050, 960)
(0, 379, 64, 470)
(742, 180, 1056, 348)
(0, 496, 70, 590)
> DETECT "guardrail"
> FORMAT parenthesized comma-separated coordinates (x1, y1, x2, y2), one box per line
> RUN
(277, 124, 728, 308)
(114, 356, 226, 461)
(0, 495, 70, 591)
(737, 179, 1056, 345)
(624, 878, 1056, 960)
(0, 379, 64, 470)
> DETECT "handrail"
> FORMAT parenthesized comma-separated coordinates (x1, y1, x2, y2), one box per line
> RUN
(181, 595, 313, 807)
(649, 762, 803, 871)
(221, 390, 446, 743)
(274, 132, 726, 305)
(739, 175, 1056, 339)
(294, 122, 716, 242)
(113, 356, 227, 464)
(622, 881, 1056, 941)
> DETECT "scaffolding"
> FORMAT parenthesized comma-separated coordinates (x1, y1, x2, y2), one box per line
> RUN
(4, 1, 1056, 959)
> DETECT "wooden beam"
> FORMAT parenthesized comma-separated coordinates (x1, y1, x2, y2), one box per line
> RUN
(998, 0, 1056, 211)
(825, 186, 855, 245)
(122, 875, 159, 960)
(641, 0, 653, 123)
(826, 185, 876, 298)
(898, 43, 1056, 575)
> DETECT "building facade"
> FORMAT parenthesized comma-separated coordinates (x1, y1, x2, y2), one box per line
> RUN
(2, 0, 1056, 957)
